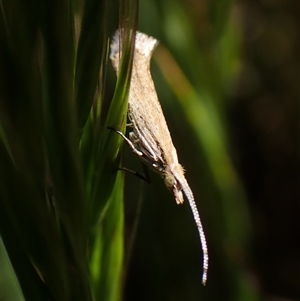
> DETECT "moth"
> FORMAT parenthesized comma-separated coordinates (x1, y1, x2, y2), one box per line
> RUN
(110, 30, 208, 285)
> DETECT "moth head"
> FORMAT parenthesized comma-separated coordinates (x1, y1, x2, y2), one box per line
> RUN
(163, 168, 184, 204)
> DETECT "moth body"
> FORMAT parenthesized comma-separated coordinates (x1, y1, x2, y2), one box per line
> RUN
(110, 30, 208, 285)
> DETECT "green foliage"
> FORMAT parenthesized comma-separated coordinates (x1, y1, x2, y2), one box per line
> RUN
(3, 0, 295, 300)
(0, 0, 138, 300)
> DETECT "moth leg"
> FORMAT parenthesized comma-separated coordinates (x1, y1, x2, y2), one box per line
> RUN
(119, 163, 151, 183)
(108, 126, 143, 157)
(140, 162, 151, 183)
(108, 127, 151, 183)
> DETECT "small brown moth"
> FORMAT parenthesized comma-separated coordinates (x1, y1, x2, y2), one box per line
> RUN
(110, 30, 208, 285)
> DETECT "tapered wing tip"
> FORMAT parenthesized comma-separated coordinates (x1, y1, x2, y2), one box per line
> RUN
(110, 29, 158, 59)
(135, 31, 159, 58)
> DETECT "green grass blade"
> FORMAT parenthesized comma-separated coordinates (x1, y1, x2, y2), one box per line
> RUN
(75, 0, 107, 129)
(90, 172, 125, 301)
(87, 1, 138, 300)
(39, 1, 92, 299)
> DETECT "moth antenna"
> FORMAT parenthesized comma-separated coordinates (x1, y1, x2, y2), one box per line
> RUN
(181, 180, 208, 285)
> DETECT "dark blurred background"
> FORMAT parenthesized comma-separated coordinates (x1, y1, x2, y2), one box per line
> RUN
(1, 0, 299, 300)
(122, 0, 300, 300)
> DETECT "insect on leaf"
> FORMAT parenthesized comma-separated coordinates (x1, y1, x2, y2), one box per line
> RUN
(110, 30, 208, 285)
